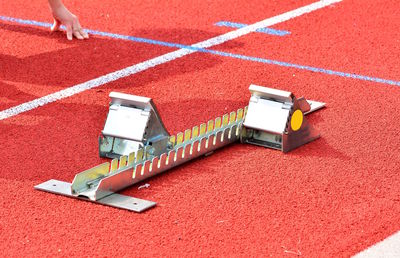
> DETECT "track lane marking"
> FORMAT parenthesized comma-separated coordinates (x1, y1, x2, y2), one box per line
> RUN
(353, 231, 400, 258)
(0, 0, 342, 121)
(2, 13, 400, 88)
(214, 21, 291, 36)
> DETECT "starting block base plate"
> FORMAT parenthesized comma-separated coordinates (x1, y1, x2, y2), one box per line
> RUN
(35, 179, 156, 212)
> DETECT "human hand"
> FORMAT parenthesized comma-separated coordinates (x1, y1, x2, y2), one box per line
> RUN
(49, 1, 89, 40)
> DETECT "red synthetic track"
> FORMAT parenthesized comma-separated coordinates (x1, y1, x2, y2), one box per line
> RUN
(0, 0, 399, 256)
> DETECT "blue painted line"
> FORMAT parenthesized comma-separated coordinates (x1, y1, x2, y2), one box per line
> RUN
(0, 15, 52, 28)
(202, 50, 400, 86)
(0, 15, 195, 50)
(215, 21, 290, 36)
(1, 15, 399, 87)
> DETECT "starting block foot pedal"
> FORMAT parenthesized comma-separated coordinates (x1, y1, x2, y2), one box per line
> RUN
(99, 92, 170, 159)
(241, 84, 324, 152)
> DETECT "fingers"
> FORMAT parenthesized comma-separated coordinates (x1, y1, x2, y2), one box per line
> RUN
(73, 30, 84, 40)
(81, 28, 89, 39)
(71, 20, 89, 40)
(67, 26, 89, 40)
(72, 28, 89, 40)
(66, 24, 73, 40)
(51, 14, 89, 40)
(51, 19, 61, 32)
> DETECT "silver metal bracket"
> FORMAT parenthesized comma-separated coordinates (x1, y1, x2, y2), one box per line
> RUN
(241, 84, 325, 152)
(99, 92, 170, 159)
(35, 179, 156, 212)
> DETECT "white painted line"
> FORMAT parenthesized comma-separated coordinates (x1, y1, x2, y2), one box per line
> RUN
(0, 0, 342, 121)
(352, 231, 400, 258)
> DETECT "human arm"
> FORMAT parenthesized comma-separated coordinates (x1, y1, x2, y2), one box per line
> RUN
(48, 0, 89, 40)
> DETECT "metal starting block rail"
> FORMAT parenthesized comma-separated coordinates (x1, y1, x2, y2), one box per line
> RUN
(35, 85, 325, 212)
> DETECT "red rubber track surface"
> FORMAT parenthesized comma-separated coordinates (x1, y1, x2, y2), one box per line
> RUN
(0, 0, 399, 256)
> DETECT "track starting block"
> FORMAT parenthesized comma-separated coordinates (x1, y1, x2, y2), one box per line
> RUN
(35, 85, 325, 212)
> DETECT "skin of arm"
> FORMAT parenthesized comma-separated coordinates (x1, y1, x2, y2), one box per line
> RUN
(48, 0, 89, 40)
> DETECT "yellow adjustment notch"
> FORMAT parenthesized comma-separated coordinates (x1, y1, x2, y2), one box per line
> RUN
(192, 126, 199, 139)
(110, 158, 119, 172)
